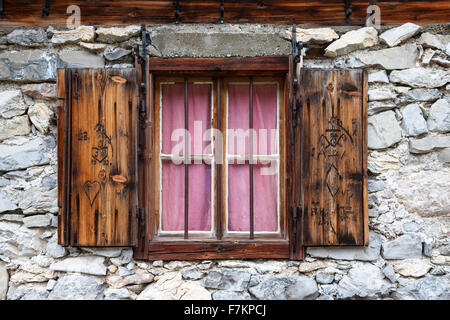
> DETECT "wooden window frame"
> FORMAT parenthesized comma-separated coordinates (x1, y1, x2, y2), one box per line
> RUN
(154, 75, 217, 239)
(133, 56, 299, 260)
(221, 76, 285, 240)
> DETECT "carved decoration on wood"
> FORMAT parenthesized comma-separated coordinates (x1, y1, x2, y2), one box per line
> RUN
(316, 102, 354, 199)
(83, 180, 101, 208)
(91, 123, 113, 166)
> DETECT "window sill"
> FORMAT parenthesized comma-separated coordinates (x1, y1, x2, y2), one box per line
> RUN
(146, 239, 290, 260)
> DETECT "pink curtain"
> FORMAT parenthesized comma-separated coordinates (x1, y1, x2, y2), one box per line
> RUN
(161, 83, 212, 232)
(228, 163, 278, 232)
(161, 163, 211, 231)
(161, 83, 183, 154)
(188, 84, 212, 155)
(228, 84, 249, 155)
(227, 83, 278, 232)
(254, 84, 278, 155)
(161, 162, 184, 231)
(160, 81, 278, 233)
(227, 83, 277, 155)
(162, 83, 211, 155)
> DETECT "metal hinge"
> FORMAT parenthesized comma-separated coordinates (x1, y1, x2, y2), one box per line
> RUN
(138, 207, 146, 253)
(138, 207, 145, 222)
(291, 205, 302, 255)
(50, 112, 57, 126)
(345, 0, 352, 23)
(291, 24, 305, 258)
(133, 27, 150, 130)
(174, 0, 180, 24)
(42, 0, 50, 16)
(291, 24, 304, 130)
(138, 207, 145, 234)
(293, 206, 302, 223)
(139, 99, 146, 129)
(219, 0, 224, 24)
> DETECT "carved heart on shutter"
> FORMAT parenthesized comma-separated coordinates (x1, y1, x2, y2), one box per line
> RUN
(92, 146, 109, 164)
(58, 68, 138, 247)
(83, 180, 101, 207)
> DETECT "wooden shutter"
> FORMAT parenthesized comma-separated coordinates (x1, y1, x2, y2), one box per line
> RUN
(298, 69, 368, 246)
(57, 68, 139, 246)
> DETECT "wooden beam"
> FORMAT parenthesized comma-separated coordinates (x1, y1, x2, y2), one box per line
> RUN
(148, 240, 290, 260)
(0, 1, 448, 27)
(148, 56, 290, 72)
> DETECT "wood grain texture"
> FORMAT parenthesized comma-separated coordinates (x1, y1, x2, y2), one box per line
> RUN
(286, 56, 304, 260)
(147, 74, 291, 259)
(148, 240, 290, 260)
(149, 57, 290, 73)
(299, 69, 368, 246)
(57, 68, 139, 247)
(0, 1, 448, 26)
(133, 56, 152, 259)
(57, 69, 68, 245)
(286, 60, 294, 260)
(362, 70, 369, 246)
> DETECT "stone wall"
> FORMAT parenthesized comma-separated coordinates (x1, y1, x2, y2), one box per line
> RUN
(0, 22, 449, 300)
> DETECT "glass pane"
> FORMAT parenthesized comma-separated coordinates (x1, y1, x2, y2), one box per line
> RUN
(227, 83, 278, 156)
(161, 162, 211, 232)
(161, 83, 184, 155)
(188, 83, 212, 155)
(227, 83, 249, 156)
(254, 84, 278, 155)
(161, 83, 211, 155)
(188, 163, 212, 231)
(228, 162, 278, 232)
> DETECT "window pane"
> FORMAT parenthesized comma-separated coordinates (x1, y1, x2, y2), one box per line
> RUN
(228, 163, 278, 232)
(254, 84, 278, 155)
(188, 163, 212, 231)
(161, 162, 211, 232)
(161, 83, 211, 155)
(162, 83, 184, 154)
(227, 84, 249, 156)
(188, 84, 212, 155)
(227, 83, 278, 156)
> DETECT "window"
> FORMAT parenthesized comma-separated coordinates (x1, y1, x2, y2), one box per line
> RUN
(152, 76, 285, 243)
(57, 57, 369, 261)
(158, 79, 214, 235)
(148, 73, 289, 259)
(225, 78, 281, 237)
